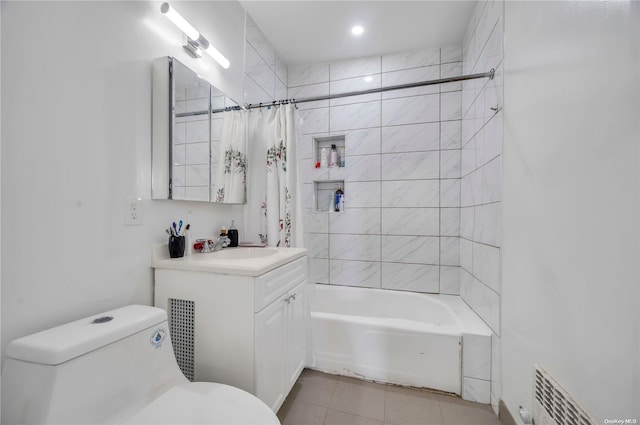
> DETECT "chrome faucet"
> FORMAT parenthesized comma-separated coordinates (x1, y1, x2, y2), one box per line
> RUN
(211, 235, 230, 251)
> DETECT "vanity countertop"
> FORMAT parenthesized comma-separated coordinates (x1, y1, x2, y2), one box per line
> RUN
(151, 244, 307, 277)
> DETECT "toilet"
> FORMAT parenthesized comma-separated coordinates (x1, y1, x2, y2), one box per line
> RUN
(1, 304, 280, 425)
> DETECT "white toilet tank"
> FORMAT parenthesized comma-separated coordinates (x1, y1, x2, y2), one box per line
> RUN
(1, 305, 189, 425)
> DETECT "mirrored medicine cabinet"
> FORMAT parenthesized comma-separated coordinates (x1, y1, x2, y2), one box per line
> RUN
(151, 56, 245, 203)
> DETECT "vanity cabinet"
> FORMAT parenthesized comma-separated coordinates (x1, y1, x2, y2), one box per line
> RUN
(153, 255, 307, 413)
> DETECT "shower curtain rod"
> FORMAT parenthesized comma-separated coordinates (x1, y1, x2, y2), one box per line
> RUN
(177, 68, 495, 117)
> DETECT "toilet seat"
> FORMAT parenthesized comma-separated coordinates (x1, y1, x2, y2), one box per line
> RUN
(123, 382, 280, 425)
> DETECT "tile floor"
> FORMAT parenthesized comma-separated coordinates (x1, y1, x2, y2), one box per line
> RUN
(277, 369, 503, 425)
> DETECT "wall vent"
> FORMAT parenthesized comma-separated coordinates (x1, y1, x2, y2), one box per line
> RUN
(533, 365, 596, 425)
(169, 298, 195, 381)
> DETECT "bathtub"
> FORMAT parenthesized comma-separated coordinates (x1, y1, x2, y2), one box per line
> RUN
(309, 284, 492, 396)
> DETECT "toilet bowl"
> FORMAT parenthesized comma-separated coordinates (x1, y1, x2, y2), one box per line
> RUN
(1, 304, 280, 425)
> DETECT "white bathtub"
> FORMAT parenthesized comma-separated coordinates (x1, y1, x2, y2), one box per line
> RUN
(309, 284, 492, 396)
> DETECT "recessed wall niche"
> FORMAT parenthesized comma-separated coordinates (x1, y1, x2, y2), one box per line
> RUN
(313, 180, 345, 213)
(313, 135, 346, 169)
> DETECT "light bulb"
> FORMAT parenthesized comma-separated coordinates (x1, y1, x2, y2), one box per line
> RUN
(161, 3, 200, 41)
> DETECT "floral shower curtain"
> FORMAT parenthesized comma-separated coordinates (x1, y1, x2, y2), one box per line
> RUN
(244, 105, 303, 247)
(215, 110, 247, 204)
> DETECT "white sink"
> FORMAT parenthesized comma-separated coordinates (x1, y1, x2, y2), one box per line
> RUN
(151, 245, 307, 276)
(200, 248, 278, 260)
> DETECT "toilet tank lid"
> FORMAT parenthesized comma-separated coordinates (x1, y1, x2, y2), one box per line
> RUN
(6, 305, 167, 365)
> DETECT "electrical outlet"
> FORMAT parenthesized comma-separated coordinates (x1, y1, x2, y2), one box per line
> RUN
(125, 199, 143, 226)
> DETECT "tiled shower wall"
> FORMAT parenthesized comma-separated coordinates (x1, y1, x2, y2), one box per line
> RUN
(460, 0, 504, 412)
(292, 46, 465, 294)
(243, 15, 288, 105)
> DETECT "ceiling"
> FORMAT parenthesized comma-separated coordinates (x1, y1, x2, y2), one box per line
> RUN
(239, 1, 477, 66)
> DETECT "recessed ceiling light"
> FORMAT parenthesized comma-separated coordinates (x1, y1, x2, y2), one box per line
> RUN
(351, 25, 364, 36)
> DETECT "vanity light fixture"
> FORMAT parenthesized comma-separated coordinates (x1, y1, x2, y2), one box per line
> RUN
(160, 2, 230, 69)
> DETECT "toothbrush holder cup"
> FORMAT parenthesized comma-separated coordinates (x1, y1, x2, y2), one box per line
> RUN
(168, 235, 185, 258)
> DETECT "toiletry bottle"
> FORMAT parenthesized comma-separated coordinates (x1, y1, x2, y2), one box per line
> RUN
(339, 147, 345, 167)
(228, 220, 239, 247)
(334, 185, 344, 212)
(320, 147, 328, 169)
(329, 192, 335, 212)
(185, 224, 192, 256)
(329, 144, 338, 167)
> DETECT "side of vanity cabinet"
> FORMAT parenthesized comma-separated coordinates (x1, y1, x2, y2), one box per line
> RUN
(153, 255, 307, 414)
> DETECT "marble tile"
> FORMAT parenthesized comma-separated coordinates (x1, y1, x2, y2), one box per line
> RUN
(304, 212, 329, 233)
(462, 334, 491, 380)
(330, 55, 381, 80)
(243, 74, 272, 105)
(381, 208, 439, 236)
(441, 207, 460, 237)
(171, 186, 185, 200)
(330, 101, 381, 132)
(381, 151, 439, 180)
(288, 82, 330, 110)
(185, 142, 209, 166)
(441, 91, 463, 121)
(186, 119, 209, 144)
(441, 150, 461, 178)
(344, 128, 381, 156)
(382, 47, 441, 73)
(304, 233, 329, 259)
(185, 164, 209, 187)
(381, 236, 439, 264)
(460, 237, 473, 272)
(345, 181, 381, 208)
(211, 118, 223, 141)
(440, 237, 460, 266)
(461, 136, 477, 176)
(329, 154, 380, 182)
(245, 41, 274, 99)
(460, 207, 474, 239)
(382, 94, 440, 126)
(480, 157, 501, 204)
(484, 17, 503, 71)
(276, 56, 288, 87)
(301, 160, 328, 183)
(381, 263, 439, 293)
(308, 258, 329, 284)
(460, 270, 500, 334)
(172, 165, 186, 186)
(381, 65, 440, 99)
(329, 260, 381, 288)
(329, 208, 380, 235)
(185, 187, 209, 201)
(462, 377, 491, 404)
(479, 114, 502, 167)
(474, 202, 501, 247)
(382, 180, 439, 208)
(441, 179, 461, 208)
(472, 242, 501, 293)
(382, 122, 440, 153)
(330, 75, 381, 106)
(298, 108, 330, 134)
(185, 97, 208, 114)
(440, 266, 461, 295)
(441, 120, 462, 150)
(441, 61, 463, 93)
(174, 122, 186, 144)
(288, 63, 330, 87)
(245, 15, 276, 69)
(329, 234, 380, 261)
(173, 144, 186, 166)
(441, 45, 463, 64)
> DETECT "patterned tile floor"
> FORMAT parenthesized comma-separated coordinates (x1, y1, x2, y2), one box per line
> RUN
(277, 369, 503, 425)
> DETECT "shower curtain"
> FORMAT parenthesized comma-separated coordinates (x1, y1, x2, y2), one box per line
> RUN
(215, 110, 247, 204)
(244, 104, 303, 247)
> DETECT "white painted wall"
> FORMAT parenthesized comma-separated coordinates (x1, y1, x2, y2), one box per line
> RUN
(502, 1, 640, 422)
(0, 1, 246, 366)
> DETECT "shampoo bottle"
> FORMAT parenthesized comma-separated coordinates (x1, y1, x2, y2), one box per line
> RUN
(339, 147, 345, 167)
(228, 220, 239, 247)
(320, 147, 328, 168)
(334, 185, 344, 212)
(329, 144, 338, 167)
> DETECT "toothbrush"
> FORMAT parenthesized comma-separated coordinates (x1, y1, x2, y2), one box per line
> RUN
(178, 220, 183, 235)
(172, 222, 178, 236)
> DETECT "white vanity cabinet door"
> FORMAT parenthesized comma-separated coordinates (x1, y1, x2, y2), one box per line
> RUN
(255, 293, 288, 412)
(286, 282, 306, 390)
